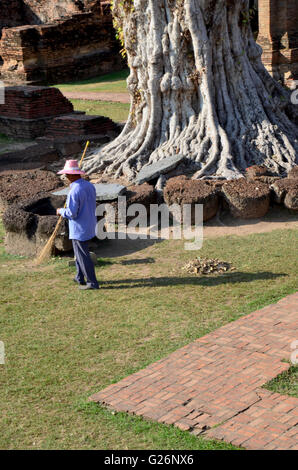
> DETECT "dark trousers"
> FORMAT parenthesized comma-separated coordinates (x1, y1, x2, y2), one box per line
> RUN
(72, 239, 99, 289)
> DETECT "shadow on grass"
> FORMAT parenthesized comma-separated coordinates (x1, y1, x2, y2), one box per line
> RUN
(120, 257, 155, 265)
(97, 258, 113, 267)
(100, 271, 287, 289)
(56, 69, 130, 87)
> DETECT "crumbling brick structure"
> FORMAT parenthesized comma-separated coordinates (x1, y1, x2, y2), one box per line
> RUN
(45, 114, 117, 138)
(0, 86, 74, 138)
(0, 86, 73, 119)
(0, 85, 117, 139)
(0, 0, 124, 85)
(257, 0, 298, 86)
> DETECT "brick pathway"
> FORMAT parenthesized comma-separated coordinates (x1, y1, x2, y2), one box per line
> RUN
(90, 293, 298, 450)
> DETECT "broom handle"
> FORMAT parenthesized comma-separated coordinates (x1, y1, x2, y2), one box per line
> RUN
(79, 140, 90, 169)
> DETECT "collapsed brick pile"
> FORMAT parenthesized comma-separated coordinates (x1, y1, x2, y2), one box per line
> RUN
(45, 114, 117, 138)
(0, 169, 64, 211)
(271, 178, 298, 210)
(0, 87, 73, 119)
(182, 258, 235, 275)
(245, 165, 280, 185)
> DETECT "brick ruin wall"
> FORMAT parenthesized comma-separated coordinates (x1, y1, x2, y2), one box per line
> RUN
(0, 85, 119, 139)
(257, 0, 298, 85)
(0, 0, 124, 85)
(0, 86, 73, 119)
(0, 86, 75, 138)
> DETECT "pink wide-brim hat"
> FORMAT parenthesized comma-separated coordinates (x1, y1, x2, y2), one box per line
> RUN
(57, 160, 86, 175)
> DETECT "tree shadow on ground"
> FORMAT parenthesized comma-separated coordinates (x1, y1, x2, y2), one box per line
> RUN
(90, 236, 164, 259)
(120, 257, 155, 265)
(99, 271, 286, 289)
(58, 69, 130, 87)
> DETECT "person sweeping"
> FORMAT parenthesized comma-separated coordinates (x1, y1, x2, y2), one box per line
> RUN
(56, 159, 99, 290)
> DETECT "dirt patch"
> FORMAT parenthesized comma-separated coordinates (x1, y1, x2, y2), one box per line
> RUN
(89, 172, 131, 188)
(204, 205, 298, 238)
(222, 179, 270, 219)
(102, 183, 157, 223)
(2, 206, 37, 238)
(2, 195, 71, 256)
(163, 175, 219, 222)
(0, 169, 64, 212)
(62, 91, 130, 104)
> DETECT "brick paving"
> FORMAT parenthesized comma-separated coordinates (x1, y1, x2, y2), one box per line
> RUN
(90, 293, 298, 450)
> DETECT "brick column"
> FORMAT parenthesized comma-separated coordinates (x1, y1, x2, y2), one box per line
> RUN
(257, 0, 298, 86)
(285, 0, 298, 85)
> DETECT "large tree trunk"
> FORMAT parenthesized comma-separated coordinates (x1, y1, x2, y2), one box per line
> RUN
(84, 0, 298, 181)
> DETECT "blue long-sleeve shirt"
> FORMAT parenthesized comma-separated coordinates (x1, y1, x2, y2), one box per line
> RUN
(59, 178, 97, 241)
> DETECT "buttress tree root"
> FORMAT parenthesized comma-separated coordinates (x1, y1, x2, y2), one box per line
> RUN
(83, 0, 298, 181)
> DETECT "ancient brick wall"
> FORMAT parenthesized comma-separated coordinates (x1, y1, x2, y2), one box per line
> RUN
(257, 0, 298, 85)
(0, 11, 124, 85)
(0, 85, 120, 139)
(45, 114, 116, 137)
(0, 86, 73, 119)
(0, 86, 75, 138)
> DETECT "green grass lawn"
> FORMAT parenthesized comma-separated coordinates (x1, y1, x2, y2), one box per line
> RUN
(55, 69, 131, 122)
(0, 221, 297, 449)
(55, 69, 130, 94)
(70, 99, 130, 123)
(264, 365, 298, 398)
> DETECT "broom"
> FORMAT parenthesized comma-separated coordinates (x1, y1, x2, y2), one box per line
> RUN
(34, 140, 90, 266)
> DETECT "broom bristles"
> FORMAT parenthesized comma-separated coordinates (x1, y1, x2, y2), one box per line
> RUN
(34, 216, 64, 265)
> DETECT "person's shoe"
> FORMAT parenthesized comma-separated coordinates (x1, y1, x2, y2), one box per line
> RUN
(79, 284, 100, 290)
(73, 278, 86, 286)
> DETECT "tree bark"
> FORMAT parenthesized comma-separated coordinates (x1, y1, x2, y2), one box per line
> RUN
(84, 0, 298, 181)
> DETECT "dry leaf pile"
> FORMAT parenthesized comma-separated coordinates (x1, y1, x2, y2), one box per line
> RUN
(182, 258, 235, 275)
